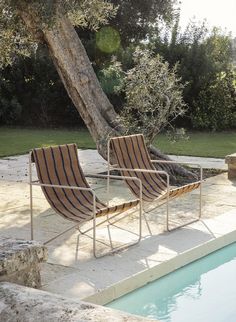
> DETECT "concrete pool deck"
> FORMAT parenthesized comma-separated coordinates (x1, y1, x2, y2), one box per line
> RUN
(0, 150, 235, 305)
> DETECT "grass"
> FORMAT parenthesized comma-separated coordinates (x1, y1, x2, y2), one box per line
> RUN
(0, 127, 95, 157)
(153, 132, 236, 158)
(1, 127, 236, 158)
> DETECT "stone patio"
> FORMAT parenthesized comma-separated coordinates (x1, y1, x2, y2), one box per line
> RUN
(0, 150, 235, 305)
(0, 150, 227, 182)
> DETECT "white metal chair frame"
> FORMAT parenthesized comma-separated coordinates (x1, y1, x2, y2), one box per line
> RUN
(107, 138, 203, 232)
(29, 152, 143, 258)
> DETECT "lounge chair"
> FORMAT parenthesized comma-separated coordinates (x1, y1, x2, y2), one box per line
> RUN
(29, 143, 142, 257)
(107, 134, 202, 231)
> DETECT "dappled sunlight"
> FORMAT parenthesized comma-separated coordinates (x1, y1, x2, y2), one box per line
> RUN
(0, 170, 236, 300)
(0, 211, 29, 229)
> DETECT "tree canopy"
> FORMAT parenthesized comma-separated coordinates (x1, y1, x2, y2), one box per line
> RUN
(0, 0, 117, 66)
(109, 0, 176, 44)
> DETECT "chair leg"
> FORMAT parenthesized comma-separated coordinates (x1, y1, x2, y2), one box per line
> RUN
(199, 182, 202, 219)
(93, 204, 142, 258)
(143, 212, 152, 235)
(166, 193, 170, 231)
(75, 233, 80, 261)
(107, 224, 114, 249)
(29, 155, 34, 240)
(167, 185, 202, 232)
(93, 212, 97, 258)
(30, 183, 34, 240)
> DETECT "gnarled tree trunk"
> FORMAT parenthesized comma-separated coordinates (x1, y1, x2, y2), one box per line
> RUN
(19, 10, 195, 181)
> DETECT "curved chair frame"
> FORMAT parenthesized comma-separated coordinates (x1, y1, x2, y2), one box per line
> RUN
(29, 145, 143, 258)
(107, 134, 203, 232)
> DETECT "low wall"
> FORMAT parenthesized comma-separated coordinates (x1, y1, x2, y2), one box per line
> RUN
(0, 282, 152, 322)
(0, 238, 47, 288)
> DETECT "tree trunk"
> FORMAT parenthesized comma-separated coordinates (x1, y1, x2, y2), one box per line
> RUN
(43, 16, 125, 153)
(19, 11, 195, 181)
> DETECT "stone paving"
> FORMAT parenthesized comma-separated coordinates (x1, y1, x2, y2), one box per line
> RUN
(0, 150, 235, 303)
(0, 150, 227, 182)
(0, 150, 108, 182)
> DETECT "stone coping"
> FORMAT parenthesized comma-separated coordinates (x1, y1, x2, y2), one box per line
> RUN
(0, 282, 153, 322)
(84, 228, 236, 306)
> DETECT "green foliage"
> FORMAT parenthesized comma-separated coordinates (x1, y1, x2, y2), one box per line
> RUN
(0, 97, 22, 125)
(98, 59, 124, 94)
(76, 0, 176, 74)
(192, 70, 236, 130)
(110, 0, 176, 45)
(0, 47, 82, 127)
(152, 20, 235, 129)
(97, 58, 125, 111)
(0, 4, 34, 67)
(121, 49, 186, 143)
(0, 0, 117, 67)
(96, 26, 121, 54)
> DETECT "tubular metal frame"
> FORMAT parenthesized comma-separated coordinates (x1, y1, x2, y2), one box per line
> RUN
(29, 152, 142, 258)
(107, 139, 203, 232)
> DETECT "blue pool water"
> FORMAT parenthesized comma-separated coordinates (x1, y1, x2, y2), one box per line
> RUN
(107, 243, 236, 322)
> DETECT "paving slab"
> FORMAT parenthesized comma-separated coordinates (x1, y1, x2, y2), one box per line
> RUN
(168, 154, 227, 169)
(0, 149, 107, 182)
(0, 150, 226, 182)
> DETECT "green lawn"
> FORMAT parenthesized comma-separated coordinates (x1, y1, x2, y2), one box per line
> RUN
(0, 127, 236, 158)
(0, 127, 95, 157)
(153, 132, 236, 158)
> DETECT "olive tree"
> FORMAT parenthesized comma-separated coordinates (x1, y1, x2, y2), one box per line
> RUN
(0, 0, 193, 179)
(121, 49, 186, 142)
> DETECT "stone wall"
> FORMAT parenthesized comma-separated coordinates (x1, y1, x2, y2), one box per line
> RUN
(0, 238, 47, 288)
(0, 282, 153, 322)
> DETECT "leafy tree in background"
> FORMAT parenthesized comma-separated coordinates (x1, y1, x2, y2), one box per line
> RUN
(110, 0, 175, 45)
(1, 2, 235, 132)
(193, 70, 236, 130)
(0, 48, 81, 127)
(152, 20, 236, 129)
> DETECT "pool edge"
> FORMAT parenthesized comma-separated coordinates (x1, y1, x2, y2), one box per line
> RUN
(83, 229, 236, 306)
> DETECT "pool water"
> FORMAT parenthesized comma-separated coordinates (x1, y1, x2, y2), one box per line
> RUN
(107, 242, 236, 322)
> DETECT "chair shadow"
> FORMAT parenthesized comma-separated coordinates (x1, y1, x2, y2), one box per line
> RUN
(0, 197, 221, 300)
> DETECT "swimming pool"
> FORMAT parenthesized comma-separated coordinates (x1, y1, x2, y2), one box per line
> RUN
(107, 242, 236, 322)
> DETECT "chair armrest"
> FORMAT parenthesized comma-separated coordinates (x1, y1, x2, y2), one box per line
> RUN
(29, 182, 97, 209)
(111, 166, 170, 187)
(151, 159, 202, 167)
(85, 173, 141, 184)
(151, 160, 203, 181)
(30, 181, 94, 192)
(85, 173, 143, 201)
(111, 166, 169, 176)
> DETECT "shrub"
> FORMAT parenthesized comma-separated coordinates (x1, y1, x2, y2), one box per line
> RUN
(120, 49, 186, 143)
(192, 70, 236, 130)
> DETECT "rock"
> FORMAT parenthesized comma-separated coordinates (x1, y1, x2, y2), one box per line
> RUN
(0, 282, 152, 322)
(0, 238, 47, 288)
(225, 153, 236, 179)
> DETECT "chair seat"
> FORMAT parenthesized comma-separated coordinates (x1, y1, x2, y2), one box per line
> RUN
(96, 199, 140, 217)
(169, 181, 201, 198)
(158, 181, 201, 201)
